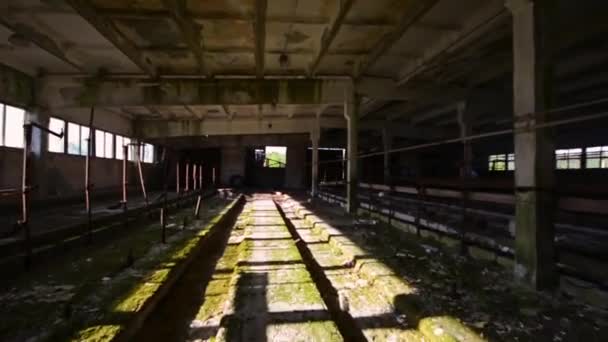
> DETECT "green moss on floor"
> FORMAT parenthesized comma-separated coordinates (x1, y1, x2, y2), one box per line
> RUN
(0, 196, 237, 342)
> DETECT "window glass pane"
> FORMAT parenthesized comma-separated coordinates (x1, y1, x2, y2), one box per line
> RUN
(115, 135, 123, 160)
(557, 160, 568, 169)
(5, 105, 25, 148)
(507, 153, 515, 170)
(587, 158, 600, 169)
(105, 132, 113, 158)
(144, 144, 154, 163)
(602, 159, 608, 169)
(67, 122, 80, 155)
(264, 146, 286, 168)
(95, 130, 105, 157)
(81, 126, 90, 156)
(0, 104, 4, 146)
(48, 117, 65, 153)
(569, 159, 581, 169)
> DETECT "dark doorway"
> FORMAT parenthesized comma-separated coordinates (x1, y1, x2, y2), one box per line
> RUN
(245, 146, 287, 189)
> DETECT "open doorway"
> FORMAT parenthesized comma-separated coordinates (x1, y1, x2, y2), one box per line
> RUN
(246, 146, 288, 188)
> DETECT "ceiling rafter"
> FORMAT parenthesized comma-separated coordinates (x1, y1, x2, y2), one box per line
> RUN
(254, 0, 267, 78)
(355, 0, 440, 78)
(65, 0, 157, 77)
(161, 0, 206, 75)
(309, 0, 356, 76)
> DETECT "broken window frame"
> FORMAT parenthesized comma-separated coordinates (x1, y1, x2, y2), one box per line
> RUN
(48, 117, 66, 153)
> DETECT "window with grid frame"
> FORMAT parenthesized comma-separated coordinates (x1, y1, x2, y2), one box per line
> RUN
(489, 154, 507, 171)
(586, 146, 608, 169)
(95, 129, 114, 159)
(67, 122, 90, 156)
(556, 148, 582, 169)
(115, 135, 133, 161)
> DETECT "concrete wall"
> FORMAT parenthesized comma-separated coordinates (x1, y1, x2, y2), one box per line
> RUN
(285, 142, 306, 189)
(221, 145, 246, 185)
(0, 106, 158, 208)
(212, 134, 308, 189)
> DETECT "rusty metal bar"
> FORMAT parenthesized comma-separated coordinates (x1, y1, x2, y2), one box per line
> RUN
(20, 124, 32, 269)
(176, 161, 181, 209)
(135, 142, 149, 209)
(84, 106, 95, 244)
(0, 188, 20, 197)
(122, 144, 128, 230)
(193, 162, 197, 190)
(185, 162, 190, 192)
(176, 162, 180, 194)
(194, 194, 202, 219)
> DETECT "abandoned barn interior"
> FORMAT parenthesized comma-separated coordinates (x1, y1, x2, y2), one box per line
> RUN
(0, 0, 607, 341)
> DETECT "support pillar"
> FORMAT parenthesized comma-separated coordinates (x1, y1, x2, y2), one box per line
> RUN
(344, 90, 359, 214)
(25, 108, 50, 201)
(310, 124, 320, 197)
(457, 102, 472, 254)
(507, 0, 556, 289)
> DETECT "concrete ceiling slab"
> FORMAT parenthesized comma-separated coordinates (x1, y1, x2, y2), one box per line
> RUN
(0, 25, 78, 74)
(186, 0, 255, 17)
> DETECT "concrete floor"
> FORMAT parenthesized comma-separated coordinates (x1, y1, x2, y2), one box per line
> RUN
(0, 192, 606, 341)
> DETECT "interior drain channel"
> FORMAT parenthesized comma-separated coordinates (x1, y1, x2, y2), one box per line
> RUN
(274, 200, 366, 342)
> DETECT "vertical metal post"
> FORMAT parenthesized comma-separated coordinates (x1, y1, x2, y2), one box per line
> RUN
(21, 124, 32, 269)
(160, 147, 169, 243)
(135, 143, 149, 209)
(160, 208, 166, 243)
(193, 163, 198, 190)
(212, 167, 216, 186)
(185, 162, 190, 192)
(85, 106, 95, 244)
(458, 103, 471, 255)
(122, 145, 128, 230)
(194, 195, 202, 219)
(176, 161, 181, 208)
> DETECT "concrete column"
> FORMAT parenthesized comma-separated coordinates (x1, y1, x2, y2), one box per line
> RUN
(310, 124, 320, 197)
(457, 102, 472, 178)
(507, 0, 556, 289)
(26, 108, 50, 201)
(457, 102, 472, 254)
(344, 91, 359, 214)
(381, 126, 392, 185)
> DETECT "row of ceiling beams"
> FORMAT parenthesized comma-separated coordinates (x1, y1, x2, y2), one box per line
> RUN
(1, 0, 444, 81)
